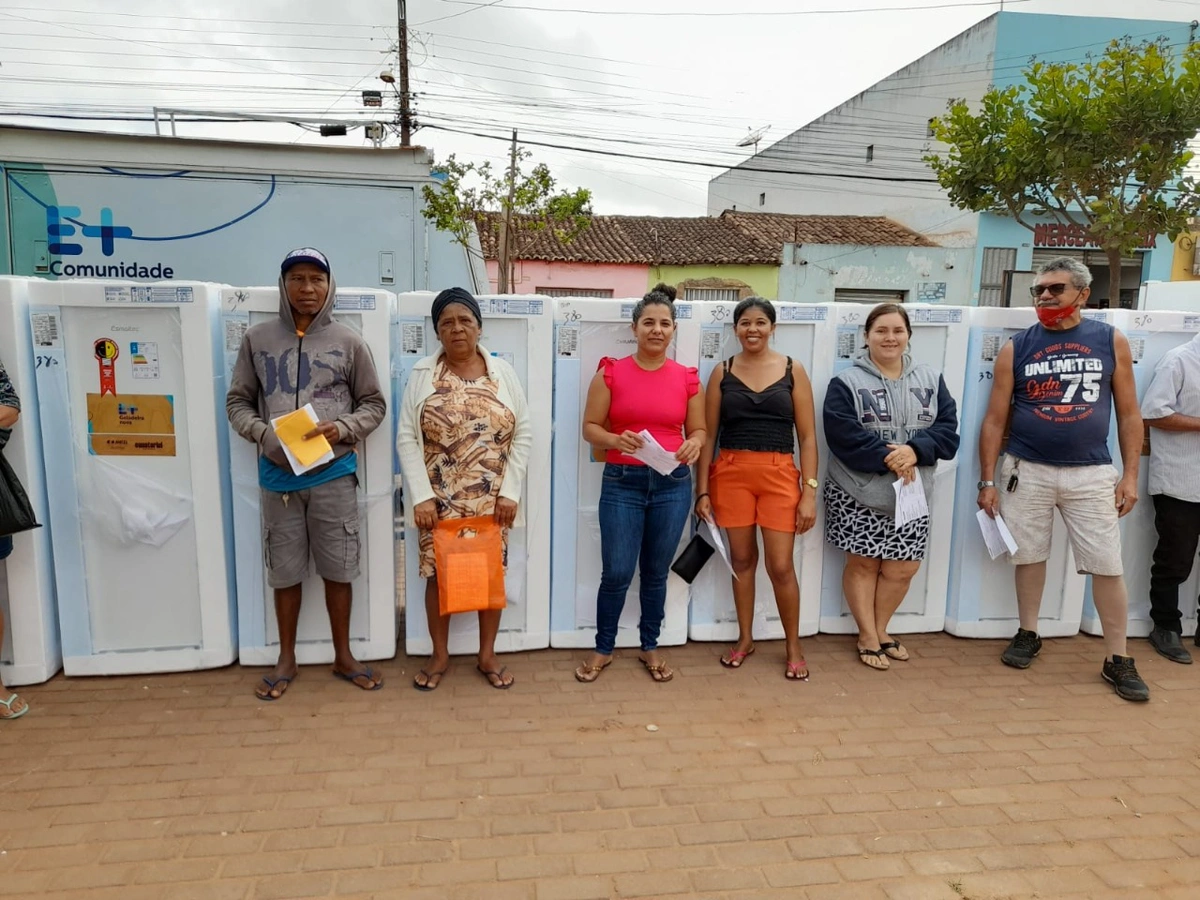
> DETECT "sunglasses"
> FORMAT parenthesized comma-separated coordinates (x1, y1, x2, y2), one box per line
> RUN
(1029, 283, 1072, 298)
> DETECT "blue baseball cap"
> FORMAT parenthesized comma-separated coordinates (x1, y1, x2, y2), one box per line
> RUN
(281, 247, 330, 275)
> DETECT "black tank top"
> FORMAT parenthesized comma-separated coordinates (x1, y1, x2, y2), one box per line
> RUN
(718, 356, 795, 454)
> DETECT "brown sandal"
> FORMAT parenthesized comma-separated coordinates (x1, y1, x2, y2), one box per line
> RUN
(574, 658, 612, 683)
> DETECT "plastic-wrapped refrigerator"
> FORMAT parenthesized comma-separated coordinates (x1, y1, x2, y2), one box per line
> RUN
(0, 277, 61, 685)
(944, 307, 1087, 638)
(549, 297, 701, 648)
(1080, 309, 1200, 639)
(687, 301, 833, 641)
(819, 304, 968, 634)
(220, 285, 396, 665)
(393, 292, 552, 656)
(29, 279, 236, 675)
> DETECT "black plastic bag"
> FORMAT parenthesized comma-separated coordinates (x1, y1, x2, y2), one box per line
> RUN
(0, 449, 40, 537)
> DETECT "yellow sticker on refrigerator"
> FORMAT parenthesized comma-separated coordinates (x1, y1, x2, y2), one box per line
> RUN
(87, 393, 176, 456)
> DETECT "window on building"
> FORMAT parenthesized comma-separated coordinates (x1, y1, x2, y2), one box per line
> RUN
(832, 288, 906, 304)
(759, 192, 766, 206)
(866, 144, 874, 163)
(535, 286, 614, 298)
(980, 247, 1017, 307)
(685, 288, 742, 303)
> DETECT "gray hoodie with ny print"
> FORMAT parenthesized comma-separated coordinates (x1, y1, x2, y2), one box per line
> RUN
(822, 349, 960, 516)
(225, 268, 386, 469)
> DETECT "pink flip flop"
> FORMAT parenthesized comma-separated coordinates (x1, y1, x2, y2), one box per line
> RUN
(720, 646, 755, 668)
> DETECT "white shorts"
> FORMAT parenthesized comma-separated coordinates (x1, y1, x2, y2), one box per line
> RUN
(997, 456, 1122, 576)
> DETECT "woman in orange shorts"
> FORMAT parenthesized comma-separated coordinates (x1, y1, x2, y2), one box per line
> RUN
(695, 297, 819, 680)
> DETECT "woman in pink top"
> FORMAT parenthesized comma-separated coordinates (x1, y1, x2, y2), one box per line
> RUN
(576, 284, 706, 684)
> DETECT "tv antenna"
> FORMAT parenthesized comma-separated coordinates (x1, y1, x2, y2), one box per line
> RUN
(736, 125, 770, 155)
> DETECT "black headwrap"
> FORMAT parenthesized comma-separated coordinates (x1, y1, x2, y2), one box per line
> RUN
(431, 287, 483, 327)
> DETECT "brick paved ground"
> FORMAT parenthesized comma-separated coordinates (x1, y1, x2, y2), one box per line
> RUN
(1, 631, 1198, 900)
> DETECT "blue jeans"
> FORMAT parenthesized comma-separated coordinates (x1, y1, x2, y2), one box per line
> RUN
(595, 463, 692, 655)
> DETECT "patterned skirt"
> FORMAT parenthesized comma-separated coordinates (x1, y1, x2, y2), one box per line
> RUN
(823, 480, 929, 561)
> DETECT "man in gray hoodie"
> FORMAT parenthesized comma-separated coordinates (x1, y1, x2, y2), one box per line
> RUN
(227, 248, 387, 700)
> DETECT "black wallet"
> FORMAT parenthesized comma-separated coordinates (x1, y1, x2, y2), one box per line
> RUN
(670, 531, 715, 584)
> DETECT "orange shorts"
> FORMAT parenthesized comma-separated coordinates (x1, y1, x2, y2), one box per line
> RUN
(708, 450, 801, 533)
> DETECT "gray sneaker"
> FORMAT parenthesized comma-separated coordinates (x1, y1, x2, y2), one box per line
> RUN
(1148, 628, 1193, 665)
(1001, 628, 1042, 669)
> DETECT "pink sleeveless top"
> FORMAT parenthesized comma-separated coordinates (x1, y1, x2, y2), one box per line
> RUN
(599, 355, 701, 465)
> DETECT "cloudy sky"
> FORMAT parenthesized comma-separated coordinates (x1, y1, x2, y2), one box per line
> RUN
(0, 0, 1196, 215)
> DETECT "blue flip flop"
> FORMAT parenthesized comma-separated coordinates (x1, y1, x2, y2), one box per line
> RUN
(0, 693, 29, 719)
(333, 667, 383, 691)
(255, 675, 292, 701)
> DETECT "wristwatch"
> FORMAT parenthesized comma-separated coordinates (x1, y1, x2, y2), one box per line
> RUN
(803, 478, 819, 490)
(977, 480, 995, 491)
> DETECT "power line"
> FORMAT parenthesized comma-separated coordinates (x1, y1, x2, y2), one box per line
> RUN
(433, 0, 1028, 17)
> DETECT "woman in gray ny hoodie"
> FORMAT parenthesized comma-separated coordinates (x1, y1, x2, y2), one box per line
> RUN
(822, 304, 959, 671)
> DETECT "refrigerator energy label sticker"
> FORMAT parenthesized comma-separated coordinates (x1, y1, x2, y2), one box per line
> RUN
(130, 342, 160, 379)
(556, 325, 580, 358)
(1127, 335, 1146, 364)
(402, 322, 426, 355)
(224, 318, 247, 352)
(700, 330, 722, 360)
(836, 328, 858, 360)
(86, 393, 176, 457)
(31, 313, 61, 348)
(980, 331, 1005, 363)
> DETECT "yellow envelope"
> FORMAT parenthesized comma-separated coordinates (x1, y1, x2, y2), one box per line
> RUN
(272, 406, 333, 467)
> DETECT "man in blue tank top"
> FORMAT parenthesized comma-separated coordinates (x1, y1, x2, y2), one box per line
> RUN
(977, 257, 1149, 702)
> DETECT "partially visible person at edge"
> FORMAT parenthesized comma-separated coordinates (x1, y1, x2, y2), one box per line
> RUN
(397, 287, 532, 691)
(694, 297, 819, 681)
(1141, 329, 1200, 665)
(978, 256, 1149, 702)
(227, 248, 387, 700)
(575, 283, 705, 684)
(823, 303, 959, 671)
(0, 355, 29, 720)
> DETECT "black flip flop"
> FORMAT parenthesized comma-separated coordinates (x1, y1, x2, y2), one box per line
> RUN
(477, 665, 514, 690)
(413, 668, 447, 692)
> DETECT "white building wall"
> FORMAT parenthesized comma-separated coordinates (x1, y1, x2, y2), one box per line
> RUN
(707, 16, 998, 247)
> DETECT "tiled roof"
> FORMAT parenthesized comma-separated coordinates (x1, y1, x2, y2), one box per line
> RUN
(720, 211, 936, 248)
(474, 211, 935, 265)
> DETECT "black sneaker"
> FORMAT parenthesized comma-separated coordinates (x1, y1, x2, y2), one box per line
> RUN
(1101, 655, 1150, 702)
(1148, 628, 1193, 665)
(1001, 628, 1042, 669)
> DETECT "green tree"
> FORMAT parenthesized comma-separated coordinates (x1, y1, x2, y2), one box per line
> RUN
(421, 143, 593, 293)
(927, 38, 1200, 306)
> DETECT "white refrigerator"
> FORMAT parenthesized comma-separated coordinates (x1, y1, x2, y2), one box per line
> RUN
(687, 301, 832, 641)
(221, 286, 397, 665)
(0, 277, 61, 686)
(29, 279, 236, 675)
(549, 297, 701, 649)
(394, 292, 552, 656)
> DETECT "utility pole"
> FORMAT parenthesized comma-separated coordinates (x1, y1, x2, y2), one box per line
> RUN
(397, 0, 412, 145)
(498, 129, 518, 293)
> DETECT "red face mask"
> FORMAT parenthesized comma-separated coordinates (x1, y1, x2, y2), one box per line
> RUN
(1036, 303, 1077, 328)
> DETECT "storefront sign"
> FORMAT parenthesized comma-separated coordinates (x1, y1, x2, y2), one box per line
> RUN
(1033, 223, 1156, 250)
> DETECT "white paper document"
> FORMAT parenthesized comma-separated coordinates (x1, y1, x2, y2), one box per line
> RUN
(631, 428, 683, 477)
(700, 518, 738, 581)
(892, 469, 928, 528)
(975, 509, 1019, 560)
(270, 403, 336, 476)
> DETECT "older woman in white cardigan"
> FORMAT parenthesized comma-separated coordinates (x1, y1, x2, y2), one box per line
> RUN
(397, 287, 531, 691)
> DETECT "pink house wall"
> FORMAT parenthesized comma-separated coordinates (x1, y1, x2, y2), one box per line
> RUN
(485, 260, 650, 298)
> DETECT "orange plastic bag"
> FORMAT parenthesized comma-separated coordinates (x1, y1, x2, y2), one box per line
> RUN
(433, 516, 507, 616)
